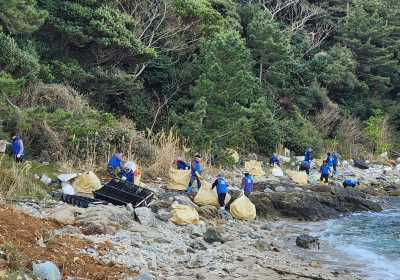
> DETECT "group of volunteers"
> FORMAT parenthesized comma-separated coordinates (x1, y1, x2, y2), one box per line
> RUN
(107, 150, 139, 184)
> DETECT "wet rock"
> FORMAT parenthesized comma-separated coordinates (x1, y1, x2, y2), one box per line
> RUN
(254, 240, 272, 251)
(203, 229, 225, 244)
(296, 234, 320, 250)
(217, 209, 233, 221)
(135, 207, 158, 227)
(32, 261, 61, 280)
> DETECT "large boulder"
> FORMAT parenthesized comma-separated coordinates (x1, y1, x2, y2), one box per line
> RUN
(33, 261, 61, 280)
(74, 205, 132, 229)
(134, 207, 158, 227)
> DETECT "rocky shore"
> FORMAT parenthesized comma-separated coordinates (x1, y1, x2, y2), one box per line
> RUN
(2, 160, 400, 279)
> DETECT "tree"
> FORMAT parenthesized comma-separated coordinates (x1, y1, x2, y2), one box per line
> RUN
(174, 30, 258, 148)
(0, 71, 25, 114)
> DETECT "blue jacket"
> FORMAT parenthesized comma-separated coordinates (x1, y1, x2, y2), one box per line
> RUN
(332, 154, 338, 164)
(345, 179, 357, 186)
(108, 153, 124, 169)
(121, 169, 134, 183)
(12, 137, 24, 155)
(301, 161, 309, 166)
(242, 175, 253, 192)
(214, 178, 227, 194)
(177, 161, 189, 170)
(327, 156, 334, 166)
(305, 149, 311, 161)
(191, 160, 201, 176)
(320, 164, 330, 174)
(270, 156, 280, 167)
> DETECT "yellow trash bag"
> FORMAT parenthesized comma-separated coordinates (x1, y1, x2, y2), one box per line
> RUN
(286, 170, 308, 185)
(226, 148, 239, 163)
(169, 204, 199, 225)
(167, 168, 191, 190)
(194, 181, 231, 208)
(244, 161, 263, 179)
(315, 159, 324, 169)
(230, 191, 256, 221)
(134, 173, 146, 188)
(71, 171, 101, 196)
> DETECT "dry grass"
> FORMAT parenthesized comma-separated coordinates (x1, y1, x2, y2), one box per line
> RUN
(0, 155, 46, 199)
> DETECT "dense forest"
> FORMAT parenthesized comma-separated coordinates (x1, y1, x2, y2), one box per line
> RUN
(1, 0, 399, 162)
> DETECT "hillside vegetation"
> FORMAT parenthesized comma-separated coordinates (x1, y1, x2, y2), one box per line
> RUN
(1, 0, 399, 166)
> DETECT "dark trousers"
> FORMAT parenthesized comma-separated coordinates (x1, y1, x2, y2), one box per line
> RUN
(13, 155, 25, 163)
(189, 175, 201, 189)
(299, 164, 310, 174)
(333, 164, 337, 172)
(218, 193, 226, 207)
(320, 174, 329, 183)
(244, 191, 251, 200)
(107, 165, 117, 177)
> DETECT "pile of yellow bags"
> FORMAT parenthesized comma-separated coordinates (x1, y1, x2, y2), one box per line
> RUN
(168, 204, 199, 225)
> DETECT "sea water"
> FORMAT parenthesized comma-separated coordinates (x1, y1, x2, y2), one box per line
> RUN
(320, 196, 400, 279)
(278, 196, 400, 279)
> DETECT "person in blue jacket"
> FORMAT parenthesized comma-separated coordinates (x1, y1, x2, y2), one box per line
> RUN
(320, 160, 330, 185)
(211, 174, 227, 210)
(117, 162, 134, 183)
(174, 157, 189, 170)
(7, 132, 25, 163)
(269, 155, 280, 167)
(299, 160, 310, 175)
(241, 170, 253, 200)
(305, 148, 312, 162)
(186, 155, 202, 193)
(107, 151, 126, 177)
(332, 152, 338, 174)
(327, 152, 334, 176)
(343, 179, 358, 188)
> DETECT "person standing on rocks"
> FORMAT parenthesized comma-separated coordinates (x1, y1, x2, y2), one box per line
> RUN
(186, 155, 202, 193)
(304, 148, 312, 162)
(7, 132, 25, 163)
(343, 179, 358, 188)
(327, 152, 334, 176)
(241, 170, 253, 199)
(332, 152, 338, 174)
(269, 155, 280, 167)
(211, 174, 227, 210)
(174, 157, 189, 170)
(320, 160, 330, 185)
(299, 160, 310, 175)
(107, 150, 126, 177)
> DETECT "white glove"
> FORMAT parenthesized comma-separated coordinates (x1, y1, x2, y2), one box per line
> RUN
(17, 154, 21, 158)
(121, 176, 127, 181)
(7, 142, 11, 145)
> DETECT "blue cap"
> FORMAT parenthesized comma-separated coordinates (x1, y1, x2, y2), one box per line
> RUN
(217, 174, 223, 177)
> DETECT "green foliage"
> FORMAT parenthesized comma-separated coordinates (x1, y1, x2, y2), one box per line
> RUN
(363, 109, 390, 153)
(0, 0, 48, 34)
(0, 71, 25, 96)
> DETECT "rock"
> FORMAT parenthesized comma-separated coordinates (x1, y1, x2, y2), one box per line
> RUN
(250, 233, 261, 239)
(133, 272, 153, 280)
(296, 234, 320, 250)
(188, 225, 205, 236)
(275, 186, 286, 192)
(264, 188, 274, 193)
(186, 253, 206, 268)
(47, 207, 75, 223)
(135, 207, 158, 227)
(173, 196, 198, 207)
(203, 229, 225, 244)
(260, 225, 272, 231)
(199, 205, 218, 213)
(32, 261, 61, 280)
(127, 225, 166, 239)
(75, 205, 132, 229)
(309, 261, 322, 268)
(79, 221, 117, 235)
(195, 273, 206, 280)
(189, 239, 208, 251)
(254, 240, 272, 251)
(147, 203, 159, 214)
(217, 209, 233, 221)
(126, 203, 134, 212)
